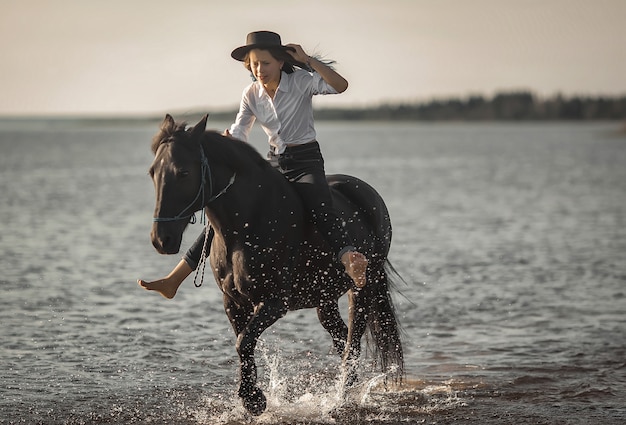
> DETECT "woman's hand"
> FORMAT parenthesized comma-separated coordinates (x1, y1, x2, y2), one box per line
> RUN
(285, 42, 348, 93)
(285, 43, 310, 65)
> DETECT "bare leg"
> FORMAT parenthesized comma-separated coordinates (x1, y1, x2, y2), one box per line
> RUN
(341, 251, 368, 288)
(137, 259, 192, 299)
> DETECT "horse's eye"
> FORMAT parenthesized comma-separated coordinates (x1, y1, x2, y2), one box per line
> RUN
(176, 170, 190, 179)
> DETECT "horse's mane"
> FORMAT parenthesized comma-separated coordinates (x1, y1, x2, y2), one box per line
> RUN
(151, 116, 270, 173)
(201, 132, 270, 173)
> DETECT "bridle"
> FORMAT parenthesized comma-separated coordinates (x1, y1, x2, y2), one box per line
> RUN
(152, 145, 236, 224)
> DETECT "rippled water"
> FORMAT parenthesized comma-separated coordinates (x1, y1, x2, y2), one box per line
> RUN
(1, 119, 625, 424)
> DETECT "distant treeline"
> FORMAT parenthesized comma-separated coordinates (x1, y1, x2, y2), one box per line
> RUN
(310, 92, 626, 121)
(5, 91, 622, 125)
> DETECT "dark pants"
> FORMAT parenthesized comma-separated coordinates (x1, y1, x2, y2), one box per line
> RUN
(183, 141, 354, 270)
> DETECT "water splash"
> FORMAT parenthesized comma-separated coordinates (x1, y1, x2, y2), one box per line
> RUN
(183, 341, 472, 424)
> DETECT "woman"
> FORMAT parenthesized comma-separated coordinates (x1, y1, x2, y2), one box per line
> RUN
(139, 31, 368, 298)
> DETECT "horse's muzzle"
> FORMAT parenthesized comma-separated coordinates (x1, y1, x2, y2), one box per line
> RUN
(151, 223, 183, 255)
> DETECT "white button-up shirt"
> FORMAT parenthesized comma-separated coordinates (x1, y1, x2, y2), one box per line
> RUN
(229, 69, 338, 154)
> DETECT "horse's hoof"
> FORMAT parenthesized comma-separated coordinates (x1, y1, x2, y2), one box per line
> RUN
(240, 386, 267, 416)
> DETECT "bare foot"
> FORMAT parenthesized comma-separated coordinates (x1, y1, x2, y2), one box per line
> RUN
(138, 260, 192, 299)
(137, 278, 179, 299)
(341, 251, 368, 288)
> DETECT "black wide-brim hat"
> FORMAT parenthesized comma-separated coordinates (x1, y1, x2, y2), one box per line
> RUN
(231, 30, 293, 61)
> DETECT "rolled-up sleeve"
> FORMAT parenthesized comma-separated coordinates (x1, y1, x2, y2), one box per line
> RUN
(308, 71, 339, 96)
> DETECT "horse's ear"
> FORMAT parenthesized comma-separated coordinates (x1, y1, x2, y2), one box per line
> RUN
(162, 114, 175, 128)
(190, 114, 209, 140)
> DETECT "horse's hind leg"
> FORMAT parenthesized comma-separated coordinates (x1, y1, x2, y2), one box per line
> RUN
(344, 287, 368, 386)
(317, 300, 348, 356)
(235, 298, 288, 415)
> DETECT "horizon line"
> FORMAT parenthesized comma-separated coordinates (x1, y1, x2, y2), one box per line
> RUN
(1, 90, 625, 120)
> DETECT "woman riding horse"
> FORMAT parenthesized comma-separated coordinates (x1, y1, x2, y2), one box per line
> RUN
(142, 31, 403, 415)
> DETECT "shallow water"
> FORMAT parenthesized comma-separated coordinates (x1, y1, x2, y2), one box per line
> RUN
(1, 119, 625, 424)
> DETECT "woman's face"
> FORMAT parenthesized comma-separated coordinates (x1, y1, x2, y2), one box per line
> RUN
(248, 49, 284, 86)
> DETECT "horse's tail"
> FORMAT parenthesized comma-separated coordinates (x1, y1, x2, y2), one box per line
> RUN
(364, 259, 405, 381)
(328, 174, 404, 380)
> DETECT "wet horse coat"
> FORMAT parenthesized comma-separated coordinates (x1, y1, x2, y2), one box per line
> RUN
(149, 114, 403, 414)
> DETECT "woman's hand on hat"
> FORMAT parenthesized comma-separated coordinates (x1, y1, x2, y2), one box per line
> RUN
(285, 43, 309, 65)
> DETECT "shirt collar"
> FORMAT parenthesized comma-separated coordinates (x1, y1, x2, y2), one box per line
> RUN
(257, 71, 289, 98)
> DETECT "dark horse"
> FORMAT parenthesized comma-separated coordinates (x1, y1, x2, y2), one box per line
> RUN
(149, 114, 403, 415)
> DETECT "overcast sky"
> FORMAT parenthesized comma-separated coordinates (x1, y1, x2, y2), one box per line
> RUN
(1, 0, 625, 116)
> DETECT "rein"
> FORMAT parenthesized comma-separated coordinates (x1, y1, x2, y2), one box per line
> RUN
(153, 145, 236, 225)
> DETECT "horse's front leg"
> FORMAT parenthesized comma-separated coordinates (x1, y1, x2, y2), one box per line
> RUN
(236, 298, 288, 415)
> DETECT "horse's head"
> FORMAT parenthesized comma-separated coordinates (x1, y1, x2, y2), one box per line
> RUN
(149, 113, 208, 254)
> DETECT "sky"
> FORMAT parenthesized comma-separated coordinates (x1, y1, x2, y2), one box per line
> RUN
(1, 0, 625, 116)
